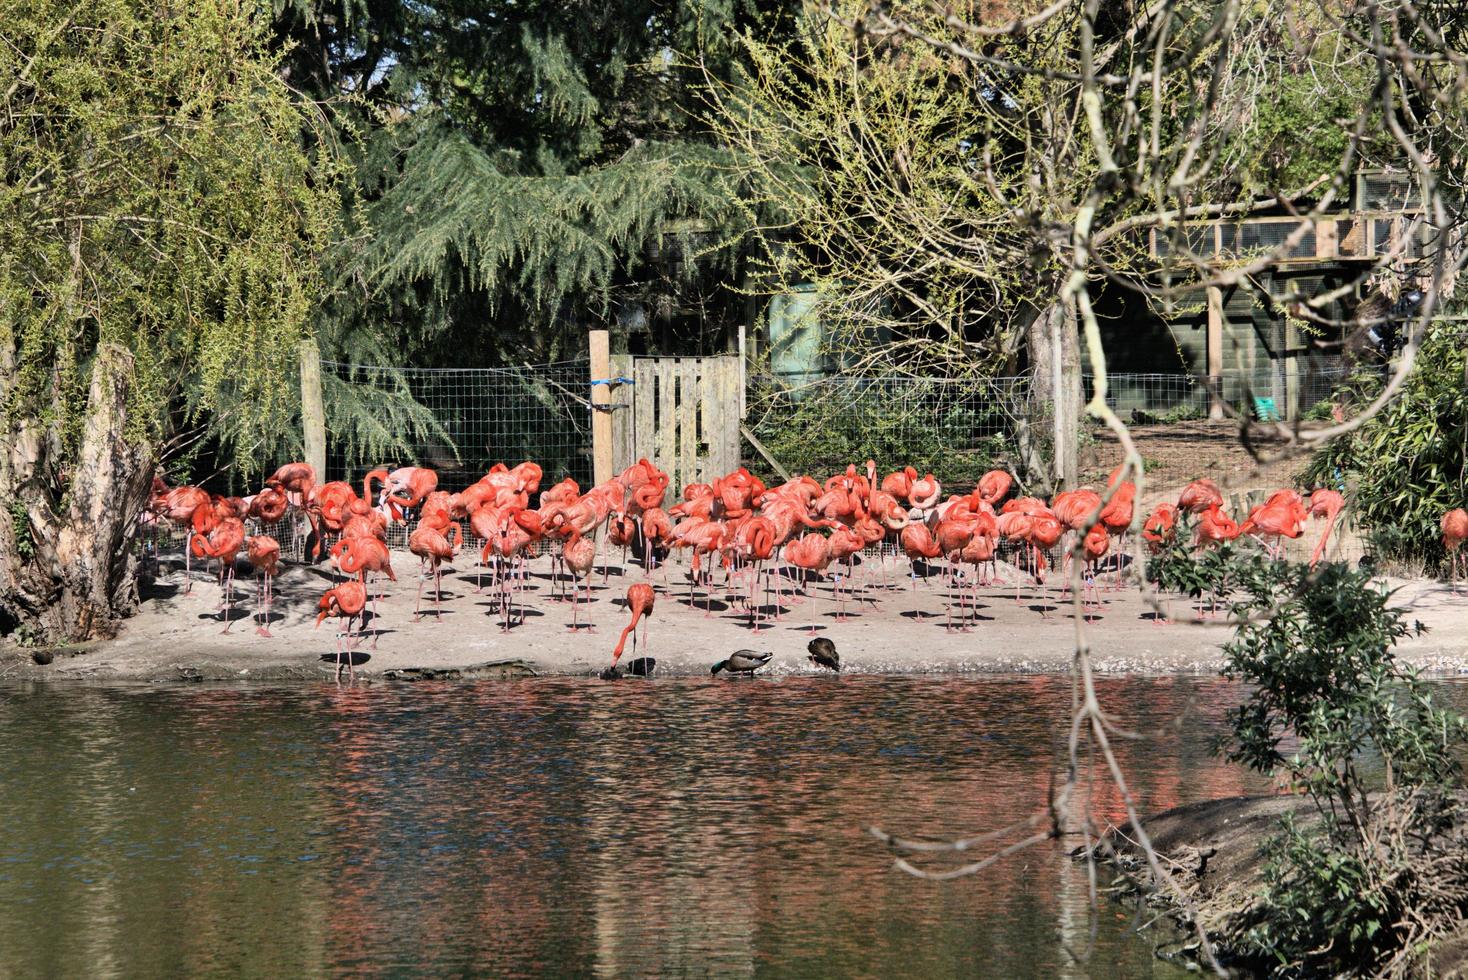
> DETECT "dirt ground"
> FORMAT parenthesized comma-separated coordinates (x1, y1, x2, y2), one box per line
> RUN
(1083, 419, 1307, 501)
(4, 543, 1466, 683)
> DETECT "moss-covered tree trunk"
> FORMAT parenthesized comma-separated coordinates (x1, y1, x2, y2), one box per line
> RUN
(0, 344, 153, 643)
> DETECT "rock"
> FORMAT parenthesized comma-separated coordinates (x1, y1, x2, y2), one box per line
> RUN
(382, 659, 538, 681)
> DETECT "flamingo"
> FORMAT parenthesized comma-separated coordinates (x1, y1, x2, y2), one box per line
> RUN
(1240, 494, 1305, 559)
(825, 525, 865, 622)
(154, 484, 211, 591)
(1099, 482, 1136, 583)
(994, 511, 1034, 604)
(375, 466, 438, 521)
(733, 515, 777, 631)
(1443, 508, 1468, 588)
(337, 535, 395, 646)
(976, 469, 1013, 506)
(898, 522, 941, 590)
(935, 513, 977, 631)
(609, 583, 655, 670)
(1196, 504, 1240, 550)
(408, 522, 459, 622)
(676, 519, 728, 614)
(1307, 490, 1345, 567)
(562, 526, 598, 632)
(191, 514, 245, 631)
(1025, 514, 1063, 614)
(1177, 478, 1223, 515)
(266, 462, 317, 543)
(1081, 524, 1109, 617)
(783, 532, 833, 631)
(247, 488, 289, 526)
(881, 466, 917, 502)
(246, 535, 280, 637)
(1142, 504, 1178, 553)
(315, 580, 367, 679)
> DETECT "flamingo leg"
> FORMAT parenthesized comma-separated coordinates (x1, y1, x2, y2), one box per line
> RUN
(264, 572, 275, 637)
(220, 565, 235, 634)
(414, 567, 425, 622)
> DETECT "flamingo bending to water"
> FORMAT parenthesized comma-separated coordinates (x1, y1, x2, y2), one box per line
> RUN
(610, 583, 655, 669)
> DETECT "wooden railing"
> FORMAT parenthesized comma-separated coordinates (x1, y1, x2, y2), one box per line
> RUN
(1148, 210, 1429, 265)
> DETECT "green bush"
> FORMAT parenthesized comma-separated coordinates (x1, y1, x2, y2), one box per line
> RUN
(1305, 320, 1468, 571)
(1217, 560, 1468, 977)
(746, 380, 1012, 486)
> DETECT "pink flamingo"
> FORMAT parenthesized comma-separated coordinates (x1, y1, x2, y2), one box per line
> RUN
(246, 535, 280, 637)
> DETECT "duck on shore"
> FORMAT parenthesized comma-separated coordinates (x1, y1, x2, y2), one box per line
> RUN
(711, 650, 773, 676)
(807, 637, 840, 672)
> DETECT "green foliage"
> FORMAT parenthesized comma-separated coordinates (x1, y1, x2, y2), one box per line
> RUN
(9, 502, 33, 561)
(273, 0, 793, 365)
(1305, 320, 1468, 569)
(1145, 537, 1248, 599)
(1, 0, 344, 472)
(1218, 560, 1467, 976)
(745, 377, 1009, 486)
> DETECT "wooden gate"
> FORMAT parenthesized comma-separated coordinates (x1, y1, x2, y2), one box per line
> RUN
(608, 355, 742, 490)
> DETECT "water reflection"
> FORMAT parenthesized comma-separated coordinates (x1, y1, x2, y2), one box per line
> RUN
(0, 675, 1395, 977)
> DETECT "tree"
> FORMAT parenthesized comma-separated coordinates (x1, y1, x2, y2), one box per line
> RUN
(707, 0, 1455, 491)
(0, 0, 344, 643)
(272, 0, 802, 368)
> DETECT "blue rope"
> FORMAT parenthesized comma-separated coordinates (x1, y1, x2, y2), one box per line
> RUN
(589, 377, 633, 386)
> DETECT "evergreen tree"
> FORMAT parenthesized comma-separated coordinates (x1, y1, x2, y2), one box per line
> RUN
(274, 0, 800, 367)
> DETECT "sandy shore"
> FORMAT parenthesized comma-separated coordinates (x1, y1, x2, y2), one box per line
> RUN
(4, 548, 1467, 682)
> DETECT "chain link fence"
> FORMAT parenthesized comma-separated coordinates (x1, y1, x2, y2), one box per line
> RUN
(322, 359, 594, 490)
(744, 364, 1352, 488)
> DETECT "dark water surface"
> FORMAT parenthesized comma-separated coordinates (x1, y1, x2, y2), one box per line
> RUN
(0, 675, 1336, 977)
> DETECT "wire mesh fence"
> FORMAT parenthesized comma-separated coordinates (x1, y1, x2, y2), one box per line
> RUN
(744, 363, 1353, 488)
(322, 360, 593, 489)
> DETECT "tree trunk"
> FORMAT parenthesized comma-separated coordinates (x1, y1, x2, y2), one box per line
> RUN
(0, 344, 153, 643)
(1018, 299, 1082, 492)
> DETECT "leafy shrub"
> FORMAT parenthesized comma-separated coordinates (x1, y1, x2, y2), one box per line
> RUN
(746, 378, 1012, 486)
(1217, 560, 1468, 976)
(1305, 320, 1468, 571)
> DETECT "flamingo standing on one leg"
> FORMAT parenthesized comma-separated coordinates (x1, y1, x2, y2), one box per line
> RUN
(315, 580, 367, 680)
(825, 525, 865, 623)
(783, 533, 833, 632)
(609, 583, 655, 671)
(155, 485, 211, 591)
(246, 535, 280, 637)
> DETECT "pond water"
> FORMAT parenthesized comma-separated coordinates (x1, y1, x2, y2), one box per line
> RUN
(0, 674, 1449, 977)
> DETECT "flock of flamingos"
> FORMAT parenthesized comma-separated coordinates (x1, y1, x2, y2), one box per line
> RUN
(146, 458, 1468, 676)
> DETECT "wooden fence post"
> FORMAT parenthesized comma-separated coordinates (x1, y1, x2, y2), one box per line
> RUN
(609, 353, 633, 476)
(299, 338, 326, 480)
(1207, 286, 1225, 420)
(590, 330, 613, 486)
